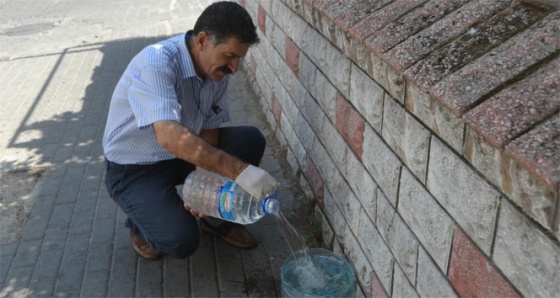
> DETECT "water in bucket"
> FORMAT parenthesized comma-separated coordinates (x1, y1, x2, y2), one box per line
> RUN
(275, 212, 356, 297)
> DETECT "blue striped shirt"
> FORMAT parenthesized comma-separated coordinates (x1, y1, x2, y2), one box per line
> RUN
(102, 32, 231, 164)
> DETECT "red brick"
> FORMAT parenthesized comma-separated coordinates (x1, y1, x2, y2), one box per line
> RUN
(449, 228, 520, 298)
(336, 94, 365, 159)
(258, 4, 266, 36)
(285, 37, 300, 76)
(371, 271, 389, 298)
(305, 155, 324, 206)
(270, 93, 282, 127)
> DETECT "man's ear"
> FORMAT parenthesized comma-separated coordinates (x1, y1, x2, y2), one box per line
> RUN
(195, 31, 210, 50)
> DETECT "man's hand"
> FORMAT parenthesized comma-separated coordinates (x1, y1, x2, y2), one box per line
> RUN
(184, 203, 206, 218)
(235, 165, 279, 200)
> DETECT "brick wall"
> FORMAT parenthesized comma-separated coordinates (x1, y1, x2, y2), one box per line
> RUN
(237, 0, 560, 297)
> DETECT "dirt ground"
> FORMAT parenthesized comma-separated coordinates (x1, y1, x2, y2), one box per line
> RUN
(0, 168, 44, 244)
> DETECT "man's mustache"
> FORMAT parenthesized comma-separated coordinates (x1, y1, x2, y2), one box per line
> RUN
(218, 66, 233, 75)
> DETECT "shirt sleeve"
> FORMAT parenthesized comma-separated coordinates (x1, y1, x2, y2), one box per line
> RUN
(128, 63, 181, 128)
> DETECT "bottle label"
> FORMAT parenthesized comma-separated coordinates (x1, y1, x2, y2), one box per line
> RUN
(218, 180, 237, 221)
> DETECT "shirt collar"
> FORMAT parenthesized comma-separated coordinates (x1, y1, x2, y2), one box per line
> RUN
(179, 30, 198, 80)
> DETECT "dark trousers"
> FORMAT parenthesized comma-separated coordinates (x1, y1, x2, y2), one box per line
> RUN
(104, 126, 266, 258)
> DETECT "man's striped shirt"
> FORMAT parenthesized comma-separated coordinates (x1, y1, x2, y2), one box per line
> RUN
(102, 32, 231, 164)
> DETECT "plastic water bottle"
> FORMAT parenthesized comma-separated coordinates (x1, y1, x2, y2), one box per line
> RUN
(182, 168, 279, 224)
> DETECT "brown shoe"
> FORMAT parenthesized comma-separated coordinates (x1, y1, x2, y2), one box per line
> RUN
(200, 219, 258, 249)
(129, 230, 162, 260)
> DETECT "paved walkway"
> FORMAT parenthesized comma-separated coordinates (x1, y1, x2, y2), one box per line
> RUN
(0, 0, 303, 297)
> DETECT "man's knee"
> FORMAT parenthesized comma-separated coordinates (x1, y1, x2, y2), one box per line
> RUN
(151, 223, 201, 259)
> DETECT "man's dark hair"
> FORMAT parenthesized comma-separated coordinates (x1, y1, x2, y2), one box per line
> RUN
(193, 1, 259, 46)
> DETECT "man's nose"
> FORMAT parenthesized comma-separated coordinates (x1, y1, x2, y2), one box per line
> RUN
(230, 57, 240, 73)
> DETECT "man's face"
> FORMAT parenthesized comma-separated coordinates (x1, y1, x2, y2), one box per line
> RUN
(195, 33, 249, 81)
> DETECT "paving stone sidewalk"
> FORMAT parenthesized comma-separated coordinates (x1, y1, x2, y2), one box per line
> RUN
(0, 0, 306, 297)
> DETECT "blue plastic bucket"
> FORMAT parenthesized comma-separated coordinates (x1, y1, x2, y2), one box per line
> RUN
(281, 248, 356, 297)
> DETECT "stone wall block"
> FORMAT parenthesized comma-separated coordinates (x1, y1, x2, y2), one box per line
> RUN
(386, 64, 406, 103)
(332, 198, 347, 245)
(279, 102, 306, 168)
(382, 96, 430, 182)
(381, 96, 405, 159)
(494, 200, 560, 297)
(367, 52, 389, 92)
(304, 154, 324, 205)
(398, 168, 454, 273)
(350, 63, 385, 134)
(363, 125, 402, 206)
(345, 152, 377, 222)
(319, 204, 335, 248)
(358, 209, 394, 294)
(506, 156, 557, 231)
(268, 20, 286, 61)
(270, 94, 282, 127)
(405, 82, 464, 153)
(344, 224, 373, 296)
(321, 118, 349, 177)
(417, 248, 458, 298)
(427, 138, 500, 254)
(464, 126, 557, 232)
(392, 264, 419, 298)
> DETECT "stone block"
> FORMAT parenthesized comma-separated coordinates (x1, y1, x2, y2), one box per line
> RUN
(405, 82, 465, 153)
(449, 227, 520, 298)
(270, 93, 282, 127)
(332, 198, 347, 245)
(398, 168, 454, 273)
(505, 114, 559, 190)
(417, 248, 458, 298)
(367, 52, 389, 93)
(336, 94, 365, 158)
(392, 264, 419, 298)
(304, 154, 324, 205)
(427, 138, 500, 254)
(350, 63, 385, 133)
(383, 97, 430, 182)
(344, 224, 373, 297)
(314, 70, 338, 122)
(431, 11, 560, 115)
(358, 209, 394, 293)
(345, 152, 377, 222)
(363, 125, 402, 205)
(464, 126, 557, 231)
(268, 20, 286, 61)
(322, 117, 349, 176)
(494, 200, 560, 297)
(376, 192, 419, 283)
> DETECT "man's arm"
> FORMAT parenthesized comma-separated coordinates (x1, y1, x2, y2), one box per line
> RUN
(153, 120, 246, 180)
